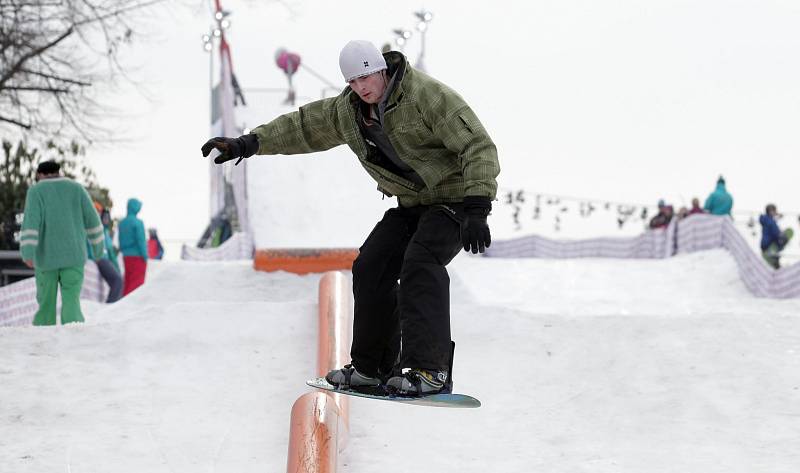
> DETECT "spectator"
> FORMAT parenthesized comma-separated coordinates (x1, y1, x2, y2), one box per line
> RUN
(18, 161, 104, 325)
(759, 204, 794, 269)
(118, 198, 148, 295)
(89, 204, 123, 303)
(703, 176, 733, 216)
(100, 208, 121, 273)
(649, 200, 674, 229)
(687, 197, 705, 216)
(147, 228, 165, 260)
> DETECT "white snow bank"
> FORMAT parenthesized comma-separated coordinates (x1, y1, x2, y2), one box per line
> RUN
(0, 261, 320, 473)
(2, 252, 799, 473)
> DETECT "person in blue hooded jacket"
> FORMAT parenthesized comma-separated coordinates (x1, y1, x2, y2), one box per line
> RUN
(703, 176, 734, 216)
(760, 203, 794, 269)
(118, 198, 148, 295)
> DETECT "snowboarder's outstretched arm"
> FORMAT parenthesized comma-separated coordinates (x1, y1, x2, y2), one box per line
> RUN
(200, 95, 346, 164)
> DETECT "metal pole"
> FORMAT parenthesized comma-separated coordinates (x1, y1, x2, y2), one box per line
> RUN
(209, 43, 213, 125)
(417, 29, 426, 72)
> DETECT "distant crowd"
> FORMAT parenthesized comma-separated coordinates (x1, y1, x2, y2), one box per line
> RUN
(648, 176, 794, 269)
(19, 161, 164, 326)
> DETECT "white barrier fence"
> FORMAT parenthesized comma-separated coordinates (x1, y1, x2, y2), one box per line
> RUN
(486, 219, 677, 259)
(675, 214, 800, 298)
(181, 232, 254, 261)
(0, 260, 106, 327)
(486, 213, 800, 299)
(4, 215, 794, 327)
(1, 232, 255, 328)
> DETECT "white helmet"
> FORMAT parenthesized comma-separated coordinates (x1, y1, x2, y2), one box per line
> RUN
(339, 40, 387, 82)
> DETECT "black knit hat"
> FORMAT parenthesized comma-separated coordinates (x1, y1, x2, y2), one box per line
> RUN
(36, 160, 60, 175)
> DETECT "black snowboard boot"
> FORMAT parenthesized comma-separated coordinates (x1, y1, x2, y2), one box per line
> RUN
(325, 364, 382, 391)
(386, 368, 450, 397)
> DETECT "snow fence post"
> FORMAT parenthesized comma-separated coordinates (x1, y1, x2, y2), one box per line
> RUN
(286, 271, 352, 473)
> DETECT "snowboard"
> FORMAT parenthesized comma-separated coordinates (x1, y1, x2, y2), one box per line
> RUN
(306, 377, 481, 409)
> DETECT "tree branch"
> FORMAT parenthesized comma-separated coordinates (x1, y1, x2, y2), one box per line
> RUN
(71, 0, 168, 28)
(0, 114, 31, 129)
(6, 86, 70, 93)
(0, 27, 75, 90)
(19, 69, 92, 87)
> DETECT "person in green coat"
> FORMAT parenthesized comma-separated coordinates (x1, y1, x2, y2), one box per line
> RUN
(19, 161, 105, 325)
(202, 41, 500, 396)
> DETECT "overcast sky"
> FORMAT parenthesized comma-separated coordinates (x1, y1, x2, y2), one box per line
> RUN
(82, 0, 800, 250)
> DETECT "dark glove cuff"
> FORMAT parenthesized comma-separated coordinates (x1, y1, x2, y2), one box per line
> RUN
(463, 195, 492, 216)
(239, 133, 260, 159)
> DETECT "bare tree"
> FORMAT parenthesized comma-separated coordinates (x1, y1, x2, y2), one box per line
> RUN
(0, 0, 168, 143)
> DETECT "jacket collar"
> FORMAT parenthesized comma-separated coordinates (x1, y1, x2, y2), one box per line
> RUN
(383, 51, 408, 107)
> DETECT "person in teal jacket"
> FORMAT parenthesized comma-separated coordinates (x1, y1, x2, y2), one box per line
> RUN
(703, 176, 734, 216)
(87, 206, 123, 303)
(100, 208, 121, 273)
(19, 161, 104, 325)
(118, 198, 148, 295)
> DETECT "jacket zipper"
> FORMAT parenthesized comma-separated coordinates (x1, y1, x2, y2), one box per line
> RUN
(349, 102, 420, 193)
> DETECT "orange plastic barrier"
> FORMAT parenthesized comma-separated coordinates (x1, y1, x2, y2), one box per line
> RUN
(286, 272, 352, 473)
(254, 249, 358, 275)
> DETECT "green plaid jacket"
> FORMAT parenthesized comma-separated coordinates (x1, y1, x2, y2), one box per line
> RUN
(251, 52, 500, 207)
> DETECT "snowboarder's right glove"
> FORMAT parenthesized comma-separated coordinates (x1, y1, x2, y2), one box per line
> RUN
(201, 134, 259, 165)
(462, 196, 492, 254)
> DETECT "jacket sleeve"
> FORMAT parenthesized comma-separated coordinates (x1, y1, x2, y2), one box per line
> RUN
(81, 188, 105, 260)
(421, 84, 500, 199)
(19, 187, 41, 261)
(251, 96, 346, 155)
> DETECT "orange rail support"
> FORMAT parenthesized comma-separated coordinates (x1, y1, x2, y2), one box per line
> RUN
(286, 272, 352, 473)
(254, 249, 358, 275)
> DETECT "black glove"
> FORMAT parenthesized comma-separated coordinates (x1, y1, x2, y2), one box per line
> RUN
(201, 134, 259, 165)
(462, 196, 492, 254)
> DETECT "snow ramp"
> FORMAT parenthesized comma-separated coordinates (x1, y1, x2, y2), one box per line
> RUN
(2, 254, 800, 472)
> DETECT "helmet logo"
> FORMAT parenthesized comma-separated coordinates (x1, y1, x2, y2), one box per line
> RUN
(363, 61, 369, 68)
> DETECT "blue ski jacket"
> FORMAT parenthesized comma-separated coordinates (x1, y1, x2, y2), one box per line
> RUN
(118, 198, 148, 259)
(703, 183, 733, 216)
(759, 214, 781, 250)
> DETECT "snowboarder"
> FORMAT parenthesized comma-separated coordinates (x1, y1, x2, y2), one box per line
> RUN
(759, 203, 793, 269)
(202, 40, 500, 396)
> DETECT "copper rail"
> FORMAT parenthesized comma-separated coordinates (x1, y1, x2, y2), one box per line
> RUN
(286, 271, 352, 473)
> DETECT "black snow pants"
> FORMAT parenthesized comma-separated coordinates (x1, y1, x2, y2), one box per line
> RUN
(96, 259, 123, 303)
(350, 203, 464, 377)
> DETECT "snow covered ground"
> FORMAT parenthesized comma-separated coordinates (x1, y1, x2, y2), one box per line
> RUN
(2, 250, 799, 472)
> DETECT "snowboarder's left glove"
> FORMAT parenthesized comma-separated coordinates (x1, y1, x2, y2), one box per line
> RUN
(201, 134, 259, 165)
(462, 196, 492, 254)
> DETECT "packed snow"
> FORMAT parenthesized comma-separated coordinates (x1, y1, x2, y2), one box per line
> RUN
(2, 250, 799, 472)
